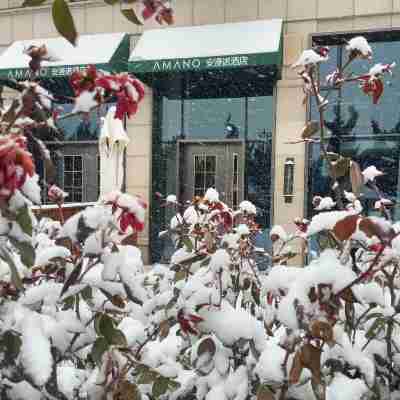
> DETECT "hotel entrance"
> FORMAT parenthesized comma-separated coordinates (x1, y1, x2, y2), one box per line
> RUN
(178, 140, 245, 208)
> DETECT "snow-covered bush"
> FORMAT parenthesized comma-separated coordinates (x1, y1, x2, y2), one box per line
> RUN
(1, 28, 400, 400)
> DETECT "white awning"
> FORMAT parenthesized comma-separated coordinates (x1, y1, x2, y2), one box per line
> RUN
(0, 32, 130, 80)
(129, 19, 283, 73)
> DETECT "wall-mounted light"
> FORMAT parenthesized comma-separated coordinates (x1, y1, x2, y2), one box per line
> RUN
(283, 157, 295, 203)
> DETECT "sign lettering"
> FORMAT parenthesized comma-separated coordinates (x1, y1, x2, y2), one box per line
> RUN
(151, 56, 249, 72)
(5, 65, 89, 80)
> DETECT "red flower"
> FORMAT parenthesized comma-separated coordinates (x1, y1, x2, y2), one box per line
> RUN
(141, 0, 174, 25)
(177, 309, 203, 335)
(47, 184, 68, 204)
(70, 65, 98, 96)
(358, 76, 384, 104)
(267, 292, 274, 305)
(368, 243, 385, 253)
(103, 192, 147, 234)
(23, 44, 60, 73)
(0, 135, 34, 200)
(70, 66, 145, 120)
(96, 73, 145, 120)
(119, 210, 145, 233)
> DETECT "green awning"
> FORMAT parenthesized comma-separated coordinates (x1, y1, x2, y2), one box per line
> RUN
(129, 19, 283, 74)
(0, 32, 130, 80)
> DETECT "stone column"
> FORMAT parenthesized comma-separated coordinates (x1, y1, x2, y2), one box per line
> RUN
(125, 85, 153, 264)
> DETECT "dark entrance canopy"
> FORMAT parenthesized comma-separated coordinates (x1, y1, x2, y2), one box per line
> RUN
(0, 32, 130, 80)
(128, 19, 283, 75)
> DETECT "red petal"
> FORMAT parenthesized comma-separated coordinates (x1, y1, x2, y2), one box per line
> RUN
(188, 314, 204, 323)
(372, 79, 384, 104)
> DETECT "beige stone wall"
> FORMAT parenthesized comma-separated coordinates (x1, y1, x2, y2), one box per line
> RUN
(125, 86, 153, 264)
(1, 0, 400, 259)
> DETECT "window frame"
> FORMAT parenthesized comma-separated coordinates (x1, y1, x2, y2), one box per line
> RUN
(305, 28, 400, 219)
(63, 154, 84, 203)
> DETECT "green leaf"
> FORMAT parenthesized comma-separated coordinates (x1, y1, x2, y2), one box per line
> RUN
(174, 270, 186, 282)
(1, 331, 22, 363)
(120, 7, 143, 25)
(16, 206, 33, 237)
(80, 285, 93, 302)
(76, 215, 95, 244)
(200, 257, 211, 267)
(333, 157, 351, 178)
(181, 236, 193, 252)
(110, 329, 128, 347)
(0, 249, 23, 291)
(365, 317, 385, 340)
(9, 238, 35, 268)
(94, 312, 103, 336)
(91, 337, 109, 366)
(123, 283, 144, 306)
(52, 0, 78, 46)
(364, 312, 384, 322)
(167, 379, 181, 390)
(98, 314, 116, 344)
(137, 369, 159, 385)
(22, 0, 47, 6)
(62, 295, 75, 310)
(60, 262, 82, 298)
(152, 377, 170, 399)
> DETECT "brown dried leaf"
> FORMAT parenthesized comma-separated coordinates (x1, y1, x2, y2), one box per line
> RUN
(340, 287, 357, 304)
(289, 350, 303, 384)
(1, 99, 20, 123)
(333, 215, 359, 241)
(300, 343, 322, 384)
(256, 385, 275, 400)
(111, 295, 125, 309)
(113, 380, 141, 400)
(350, 161, 363, 197)
(159, 320, 170, 340)
(197, 337, 216, 359)
(333, 157, 351, 178)
(301, 121, 319, 139)
(359, 217, 395, 242)
(310, 320, 334, 346)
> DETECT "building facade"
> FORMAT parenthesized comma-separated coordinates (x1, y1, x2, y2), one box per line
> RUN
(1, 0, 400, 262)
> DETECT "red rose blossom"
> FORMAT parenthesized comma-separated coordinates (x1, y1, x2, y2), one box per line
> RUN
(0, 135, 34, 200)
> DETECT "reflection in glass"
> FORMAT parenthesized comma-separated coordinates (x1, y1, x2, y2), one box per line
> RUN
(152, 85, 274, 262)
(56, 103, 112, 142)
(309, 35, 400, 219)
(184, 98, 245, 139)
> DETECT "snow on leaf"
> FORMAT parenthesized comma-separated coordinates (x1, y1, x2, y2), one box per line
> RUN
(21, 314, 53, 386)
(35, 246, 71, 266)
(72, 90, 98, 113)
(362, 165, 384, 183)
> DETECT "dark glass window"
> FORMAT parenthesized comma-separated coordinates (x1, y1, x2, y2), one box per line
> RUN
(184, 98, 245, 139)
(63, 155, 84, 203)
(308, 33, 400, 219)
(151, 69, 276, 262)
(30, 78, 117, 204)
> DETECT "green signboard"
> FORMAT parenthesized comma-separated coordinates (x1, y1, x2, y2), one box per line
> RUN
(129, 51, 282, 74)
(0, 63, 111, 80)
(0, 34, 130, 81)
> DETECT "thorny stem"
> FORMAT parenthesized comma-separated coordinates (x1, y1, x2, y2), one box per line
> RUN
(56, 203, 65, 225)
(335, 243, 386, 299)
(309, 71, 344, 210)
(135, 326, 160, 359)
